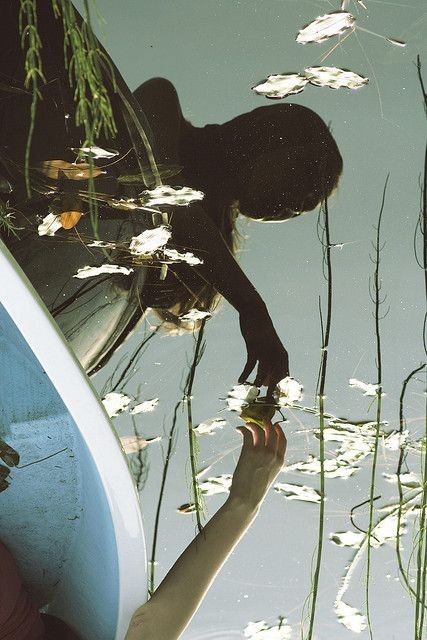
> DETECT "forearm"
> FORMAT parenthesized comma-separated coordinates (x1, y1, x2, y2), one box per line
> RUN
(125, 497, 258, 640)
(170, 205, 267, 314)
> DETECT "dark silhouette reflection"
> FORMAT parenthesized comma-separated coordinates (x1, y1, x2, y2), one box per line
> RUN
(0, 1, 342, 391)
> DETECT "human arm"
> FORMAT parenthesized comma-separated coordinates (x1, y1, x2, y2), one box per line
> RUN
(124, 420, 286, 640)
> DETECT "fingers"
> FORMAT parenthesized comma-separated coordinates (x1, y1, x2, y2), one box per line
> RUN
(236, 426, 252, 450)
(238, 355, 257, 384)
(242, 422, 265, 448)
(274, 422, 287, 460)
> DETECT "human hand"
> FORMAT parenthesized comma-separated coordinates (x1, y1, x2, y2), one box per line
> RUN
(228, 420, 287, 512)
(238, 310, 289, 395)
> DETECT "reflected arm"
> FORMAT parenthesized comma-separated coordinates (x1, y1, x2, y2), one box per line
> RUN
(169, 204, 289, 389)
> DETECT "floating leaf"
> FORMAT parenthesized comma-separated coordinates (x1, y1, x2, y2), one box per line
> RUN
(71, 146, 119, 159)
(334, 601, 366, 633)
(252, 74, 308, 98)
(274, 482, 321, 503)
(38, 212, 62, 236)
(130, 398, 159, 414)
(330, 531, 364, 548)
(385, 37, 406, 48)
(274, 377, 303, 406)
(141, 185, 204, 206)
(296, 11, 355, 44)
(370, 512, 407, 548)
(226, 384, 259, 412)
(382, 471, 420, 488)
(108, 198, 147, 212)
(177, 503, 197, 514)
(284, 455, 358, 478)
(349, 378, 379, 396)
(40, 160, 104, 180)
(102, 392, 131, 418)
(199, 474, 233, 496)
(120, 435, 161, 454)
(129, 226, 172, 255)
(0, 440, 19, 467)
(193, 418, 226, 435)
(73, 264, 134, 279)
(179, 309, 212, 322)
(162, 248, 203, 266)
(304, 66, 368, 89)
(383, 429, 409, 451)
(243, 617, 292, 640)
(60, 211, 83, 229)
(87, 240, 117, 249)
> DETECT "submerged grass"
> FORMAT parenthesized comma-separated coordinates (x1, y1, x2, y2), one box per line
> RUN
(303, 198, 333, 640)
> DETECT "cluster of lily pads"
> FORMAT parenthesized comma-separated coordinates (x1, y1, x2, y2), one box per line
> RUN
(252, 0, 405, 100)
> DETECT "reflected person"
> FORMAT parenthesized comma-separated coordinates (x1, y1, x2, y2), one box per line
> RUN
(134, 78, 343, 392)
(0, 1, 342, 392)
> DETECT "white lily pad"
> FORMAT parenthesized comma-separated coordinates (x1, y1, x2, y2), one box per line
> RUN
(252, 74, 308, 99)
(142, 185, 204, 206)
(274, 482, 321, 503)
(102, 392, 131, 418)
(73, 264, 134, 279)
(334, 601, 367, 633)
(296, 11, 355, 44)
(305, 66, 368, 89)
(129, 226, 171, 255)
(130, 398, 159, 414)
(37, 213, 62, 236)
(330, 531, 365, 548)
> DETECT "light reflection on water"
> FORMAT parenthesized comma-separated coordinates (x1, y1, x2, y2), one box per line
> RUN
(0, 0, 426, 638)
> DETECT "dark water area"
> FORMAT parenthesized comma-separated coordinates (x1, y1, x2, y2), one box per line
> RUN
(1, 0, 426, 638)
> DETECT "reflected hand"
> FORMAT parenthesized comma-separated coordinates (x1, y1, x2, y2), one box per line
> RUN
(229, 420, 287, 511)
(238, 310, 289, 395)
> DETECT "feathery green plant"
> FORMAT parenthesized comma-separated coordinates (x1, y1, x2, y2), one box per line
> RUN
(18, 0, 45, 197)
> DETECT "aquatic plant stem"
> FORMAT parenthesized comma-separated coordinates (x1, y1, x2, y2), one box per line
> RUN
(184, 319, 208, 535)
(414, 378, 427, 639)
(396, 364, 426, 606)
(365, 175, 389, 640)
(149, 401, 181, 595)
(306, 198, 333, 640)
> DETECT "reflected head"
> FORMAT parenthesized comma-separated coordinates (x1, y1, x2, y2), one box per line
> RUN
(221, 103, 343, 221)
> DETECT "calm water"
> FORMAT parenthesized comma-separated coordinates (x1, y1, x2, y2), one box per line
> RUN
(1, 1, 426, 638)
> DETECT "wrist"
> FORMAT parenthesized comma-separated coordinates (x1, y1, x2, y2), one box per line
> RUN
(224, 493, 261, 521)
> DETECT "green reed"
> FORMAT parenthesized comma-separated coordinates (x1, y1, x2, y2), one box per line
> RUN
(414, 55, 427, 639)
(184, 319, 208, 535)
(303, 198, 333, 640)
(18, 0, 45, 196)
(149, 400, 181, 595)
(395, 365, 426, 608)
